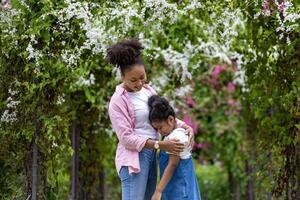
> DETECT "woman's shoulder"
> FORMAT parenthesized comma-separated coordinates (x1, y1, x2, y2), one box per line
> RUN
(109, 84, 127, 108)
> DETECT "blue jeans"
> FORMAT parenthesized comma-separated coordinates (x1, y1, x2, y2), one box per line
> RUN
(119, 148, 157, 200)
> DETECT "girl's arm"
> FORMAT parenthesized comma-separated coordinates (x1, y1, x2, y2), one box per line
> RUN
(152, 155, 180, 200)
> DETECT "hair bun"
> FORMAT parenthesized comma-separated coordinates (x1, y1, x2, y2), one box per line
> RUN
(148, 95, 169, 111)
(106, 39, 143, 67)
(148, 95, 160, 108)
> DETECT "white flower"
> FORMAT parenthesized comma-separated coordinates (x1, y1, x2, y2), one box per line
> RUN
(160, 43, 195, 82)
(105, 128, 114, 137)
(183, 0, 202, 11)
(1, 89, 20, 124)
(8, 88, 18, 96)
(169, 99, 179, 113)
(76, 73, 95, 87)
(18, 0, 30, 11)
(56, 95, 66, 105)
(174, 85, 192, 97)
(233, 69, 246, 86)
(150, 72, 169, 93)
(142, 0, 182, 27)
(26, 35, 42, 61)
(0, 110, 17, 123)
(112, 67, 122, 81)
(51, 141, 58, 148)
(61, 49, 80, 67)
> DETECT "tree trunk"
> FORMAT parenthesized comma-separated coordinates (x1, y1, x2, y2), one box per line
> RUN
(246, 123, 256, 200)
(71, 121, 80, 200)
(99, 170, 106, 200)
(245, 160, 255, 200)
(294, 143, 300, 199)
(267, 153, 273, 200)
(227, 164, 240, 200)
(235, 183, 241, 200)
(31, 133, 38, 200)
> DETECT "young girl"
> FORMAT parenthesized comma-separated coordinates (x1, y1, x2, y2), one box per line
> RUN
(148, 95, 201, 200)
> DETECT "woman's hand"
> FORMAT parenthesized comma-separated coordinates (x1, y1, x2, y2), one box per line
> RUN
(151, 190, 162, 200)
(184, 125, 195, 150)
(160, 140, 184, 155)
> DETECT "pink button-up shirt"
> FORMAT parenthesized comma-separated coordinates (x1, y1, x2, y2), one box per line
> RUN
(108, 83, 187, 174)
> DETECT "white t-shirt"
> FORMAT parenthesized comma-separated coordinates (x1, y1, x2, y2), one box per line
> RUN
(127, 88, 158, 139)
(164, 128, 191, 159)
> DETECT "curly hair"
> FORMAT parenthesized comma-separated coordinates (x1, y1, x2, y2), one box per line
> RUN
(106, 39, 144, 75)
(148, 95, 176, 123)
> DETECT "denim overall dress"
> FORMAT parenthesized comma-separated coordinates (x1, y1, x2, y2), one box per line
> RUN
(159, 150, 201, 200)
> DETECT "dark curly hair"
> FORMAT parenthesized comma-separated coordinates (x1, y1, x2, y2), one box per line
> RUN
(106, 39, 144, 75)
(148, 95, 176, 123)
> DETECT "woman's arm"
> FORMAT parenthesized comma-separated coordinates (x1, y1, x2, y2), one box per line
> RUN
(151, 155, 180, 200)
(109, 102, 184, 153)
(109, 102, 148, 152)
(176, 119, 195, 149)
(144, 139, 184, 155)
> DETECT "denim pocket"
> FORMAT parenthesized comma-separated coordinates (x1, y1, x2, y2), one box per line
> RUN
(119, 166, 130, 182)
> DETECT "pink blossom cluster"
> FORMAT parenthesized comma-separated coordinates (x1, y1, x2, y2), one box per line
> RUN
(1, 0, 11, 10)
(278, 1, 286, 13)
(225, 99, 241, 115)
(211, 65, 225, 87)
(262, 0, 286, 13)
(193, 141, 210, 151)
(262, 0, 271, 12)
(186, 95, 196, 108)
(227, 82, 236, 93)
(210, 65, 236, 93)
(183, 116, 198, 134)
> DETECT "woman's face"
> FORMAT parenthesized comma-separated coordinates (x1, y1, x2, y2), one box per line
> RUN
(151, 116, 175, 136)
(122, 64, 147, 92)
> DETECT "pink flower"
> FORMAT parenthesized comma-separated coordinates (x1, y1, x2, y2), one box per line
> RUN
(211, 65, 225, 78)
(2, 0, 11, 10)
(186, 96, 196, 108)
(194, 143, 204, 150)
(183, 116, 198, 134)
(227, 82, 235, 93)
(227, 99, 238, 107)
(262, 0, 270, 12)
(211, 65, 225, 87)
(226, 99, 242, 116)
(193, 142, 210, 151)
(224, 110, 231, 116)
(278, 1, 286, 13)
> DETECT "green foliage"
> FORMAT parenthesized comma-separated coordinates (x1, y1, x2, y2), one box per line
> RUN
(195, 163, 230, 200)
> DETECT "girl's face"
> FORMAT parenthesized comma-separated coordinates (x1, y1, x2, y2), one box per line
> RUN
(122, 64, 147, 92)
(151, 116, 175, 136)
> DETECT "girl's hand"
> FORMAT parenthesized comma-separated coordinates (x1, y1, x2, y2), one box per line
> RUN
(160, 140, 184, 155)
(184, 125, 195, 150)
(151, 191, 162, 200)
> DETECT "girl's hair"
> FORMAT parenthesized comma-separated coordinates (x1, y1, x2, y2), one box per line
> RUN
(148, 95, 176, 123)
(106, 39, 144, 75)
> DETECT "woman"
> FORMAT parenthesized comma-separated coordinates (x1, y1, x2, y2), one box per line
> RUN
(107, 39, 194, 200)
